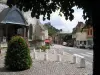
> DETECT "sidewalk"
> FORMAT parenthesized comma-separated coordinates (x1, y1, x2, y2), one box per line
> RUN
(0, 46, 92, 75)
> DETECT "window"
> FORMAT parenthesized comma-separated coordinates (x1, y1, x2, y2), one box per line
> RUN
(80, 41, 82, 44)
(88, 29, 90, 35)
(88, 40, 93, 45)
(90, 29, 93, 35)
(17, 28, 23, 35)
(29, 24, 33, 39)
(84, 41, 86, 45)
(0, 28, 3, 42)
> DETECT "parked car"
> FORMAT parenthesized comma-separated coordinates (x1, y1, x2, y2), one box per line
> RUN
(84, 45, 89, 49)
(63, 42, 67, 46)
(79, 44, 85, 49)
(88, 44, 93, 49)
(68, 43, 73, 47)
(76, 44, 80, 48)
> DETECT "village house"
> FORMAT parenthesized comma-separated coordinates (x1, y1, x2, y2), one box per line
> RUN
(0, 3, 28, 48)
(82, 25, 93, 48)
(31, 19, 48, 48)
(72, 21, 93, 49)
(72, 22, 85, 47)
(23, 11, 49, 48)
(0, 2, 48, 49)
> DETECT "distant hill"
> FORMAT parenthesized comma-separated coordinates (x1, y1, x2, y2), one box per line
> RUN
(44, 22, 61, 36)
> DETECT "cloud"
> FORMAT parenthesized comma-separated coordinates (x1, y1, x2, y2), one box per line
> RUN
(22, 6, 85, 33)
(22, 11, 37, 25)
(40, 6, 85, 33)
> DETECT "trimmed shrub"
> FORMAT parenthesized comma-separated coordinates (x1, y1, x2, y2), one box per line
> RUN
(5, 36, 32, 71)
(39, 45, 50, 52)
(39, 45, 47, 52)
(46, 46, 50, 49)
(45, 44, 50, 49)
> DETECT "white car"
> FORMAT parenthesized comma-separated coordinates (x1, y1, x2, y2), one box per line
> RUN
(63, 42, 67, 46)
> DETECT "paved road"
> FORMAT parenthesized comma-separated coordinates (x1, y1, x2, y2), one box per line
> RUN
(53, 44, 93, 65)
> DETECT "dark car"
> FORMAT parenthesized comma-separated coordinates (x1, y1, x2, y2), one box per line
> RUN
(88, 44, 93, 49)
(79, 44, 85, 49)
(68, 43, 73, 47)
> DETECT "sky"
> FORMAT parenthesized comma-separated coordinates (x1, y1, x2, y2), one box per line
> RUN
(40, 6, 85, 33)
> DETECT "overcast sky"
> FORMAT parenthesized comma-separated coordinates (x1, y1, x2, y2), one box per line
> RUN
(40, 6, 85, 33)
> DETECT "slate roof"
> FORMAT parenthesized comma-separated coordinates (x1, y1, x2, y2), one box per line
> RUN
(0, 4, 28, 25)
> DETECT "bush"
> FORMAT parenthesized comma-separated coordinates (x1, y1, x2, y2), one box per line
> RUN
(39, 45, 50, 52)
(5, 36, 32, 71)
(46, 45, 50, 49)
(39, 45, 47, 52)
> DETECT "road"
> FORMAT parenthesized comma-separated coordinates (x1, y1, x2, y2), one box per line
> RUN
(53, 44, 93, 65)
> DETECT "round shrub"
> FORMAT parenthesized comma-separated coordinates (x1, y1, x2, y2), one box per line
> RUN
(46, 46, 50, 49)
(5, 36, 32, 71)
(39, 45, 47, 52)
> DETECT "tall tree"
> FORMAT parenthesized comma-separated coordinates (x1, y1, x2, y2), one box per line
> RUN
(6, 0, 98, 75)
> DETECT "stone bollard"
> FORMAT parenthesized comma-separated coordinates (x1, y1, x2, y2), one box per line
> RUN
(62, 51, 65, 55)
(44, 53, 48, 61)
(79, 57, 85, 68)
(57, 54, 61, 62)
(33, 48, 35, 52)
(33, 52, 37, 59)
(30, 53, 33, 58)
(39, 49, 41, 52)
(46, 49, 48, 53)
(53, 49, 56, 54)
(73, 54, 85, 68)
(71, 55, 76, 64)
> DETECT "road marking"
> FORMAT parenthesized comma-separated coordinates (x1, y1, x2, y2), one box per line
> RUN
(86, 52, 93, 55)
(80, 53, 92, 57)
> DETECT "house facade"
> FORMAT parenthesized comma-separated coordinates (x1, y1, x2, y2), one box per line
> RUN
(72, 21, 93, 48)
(27, 18, 48, 47)
(84, 25, 93, 46)
(75, 32, 87, 46)
(72, 22, 85, 46)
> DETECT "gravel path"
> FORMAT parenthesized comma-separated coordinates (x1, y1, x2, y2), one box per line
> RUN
(0, 46, 92, 75)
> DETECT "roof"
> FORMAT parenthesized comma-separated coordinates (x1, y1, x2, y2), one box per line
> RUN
(80, 24, 93, 32)
(0, 5, 28, 25)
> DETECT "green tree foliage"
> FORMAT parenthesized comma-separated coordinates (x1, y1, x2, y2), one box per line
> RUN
(44, 22, 60, 36)
(5, 36, 32, 71)
(7, 0, 92, 22)
(63, 34, 72, 42)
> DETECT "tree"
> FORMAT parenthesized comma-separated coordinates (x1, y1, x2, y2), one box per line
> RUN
(63, 34, 72, 42)
(5, 36, 32, 71)
(6, 0, 99, 75)
(60, 29, 62, 32)
(6, 0, 92, 21)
